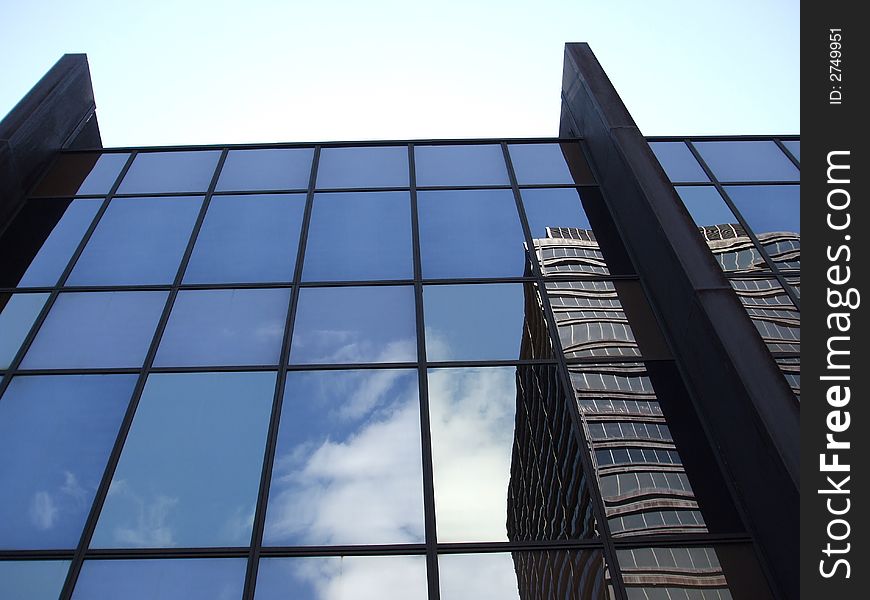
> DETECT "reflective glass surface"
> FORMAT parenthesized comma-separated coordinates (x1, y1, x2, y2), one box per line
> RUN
(91, 372, 274, 548)
(439, 551, 607, 600)
(649, 142, 709, 182)
(32, 152, 128, 197)
(508, 143, 576, 184)
(424, 284, 525, 361)
(14, 199, 102, 287)
(290, 286, 416, 364)
(155, 288, 289, 367)
(675, 186, 738, 227)
(781, 140, 800, 161)
(0, 560, 70, 600)
(255, 556, 427, 600)
(184, 194, 305, 284)
(72, 558, 247, 600)
(264, 369, 424, 546)
(0, 293, 49, 369)
(415, 144, 509, 186)
(418, 189, 525, 278)
(521, 187, 592, 238)
(117, 151, 221, 194)
(693, 141, 799, 182)
(67, 196, 202, 285)
(21, 291, 168, 369)
(725, 185, 800, 234)
(303, 192, 413, 281)
(317, 146, 409, 188)
(729, 278, 800, 354)
(0, 375, 135, 549)
(217, 148, 313, 192)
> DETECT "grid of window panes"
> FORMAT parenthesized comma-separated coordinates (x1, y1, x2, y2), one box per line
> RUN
(649, 137, 800, 400)
(0, 140, 772, 600)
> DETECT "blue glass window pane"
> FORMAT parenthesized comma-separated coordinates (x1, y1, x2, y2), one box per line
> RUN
(0, 560, 70, 600)
(0, 375, 135, 549)
(317, 146, 409, 188)
(649, 142, 709, 182)
(781, 140, 800, 162)
(32, 153, 128, 197)
(255, 556, 427, 600)
(290, 286, 416, 364)
(217, 148, 313, 192)
(418, 189, 525, 278)
(424, 284, 525, 361)
(20, 291, 168, 369)
(521, 188, 592, 238)
(90, 372, 274, 548)
(508, 143, 575, 184)
(427, 367, 518, 541)
(0, 293, 49, 369)
(73, 559, 246, 600)
(17, 199, 102, 287)
(117, 151, 221, 194)
(184, 194, 305, 284)
(154, 288, 289, 367)
(693, 141, 799, 182)
(67, 196, 202, 285)
(264, 369, 424, 546)
(675, 186, 738, 227)
(303, 192, 413, 281)
(726, 185, 800, 234)
(415, 145, 509, 186)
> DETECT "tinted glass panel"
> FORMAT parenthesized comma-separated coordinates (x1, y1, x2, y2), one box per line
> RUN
(729, 278, 800, 354)
(649, 142, 709, 182)
(424, 284, 525, 361)
(264, 369, 423, 546)
(508, 143, 576, 184)
(290, 286, 416, 364)
(184, 194, 305, 284)
(693, 141, 799, 182)
(67, 196, 202, 285)
(317, 146, 409, 188)
(0, 560, 70, 600)
(255, 556, 427, 600)
(20, 291, 167, 369)
(155, 288, 289, 367)
(12, 199, 102, 287)
(0, 293, 49, 369)
(418, 189, 525, 278)
(415, 144, 509, 186)
(32, 152, 128, 197)
(675, 186, 738, 227)
(117, 151, 220, 194)
(303, 192, 413, 281)
(0, 375, 135, 549)
(521, 187, 592, 237)
(217, 148, 313, 192)
(725, 185, 800, 234)
(439, 550, 607, 600)
(73, 558, 246, 600)
(781, 140, 800, 161)
(91, 372, 274, 548)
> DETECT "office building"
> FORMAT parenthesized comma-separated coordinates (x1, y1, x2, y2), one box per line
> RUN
(0, 44, 798, 599)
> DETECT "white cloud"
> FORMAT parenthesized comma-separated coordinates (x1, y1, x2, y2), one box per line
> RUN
(29, 491, 58, 530)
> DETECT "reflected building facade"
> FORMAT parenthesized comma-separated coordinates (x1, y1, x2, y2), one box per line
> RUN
(0, 45, 797, 600)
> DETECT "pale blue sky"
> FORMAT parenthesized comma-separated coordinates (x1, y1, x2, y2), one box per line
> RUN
(1, 0, 798, 146)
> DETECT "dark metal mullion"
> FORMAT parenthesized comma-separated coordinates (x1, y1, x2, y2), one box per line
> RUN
(684, 141, 801, 310)
(409, 144, 442, 600)
(0, 152, 138, 406)
(772, 139, 801, 170)
(241, 146, 321, 600)
(500, 142, 629, 600)
(58, 148, 230, 599)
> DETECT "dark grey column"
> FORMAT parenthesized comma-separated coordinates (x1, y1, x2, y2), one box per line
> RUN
(559, 42, 798, 599)
(0, 54, 101, 226)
